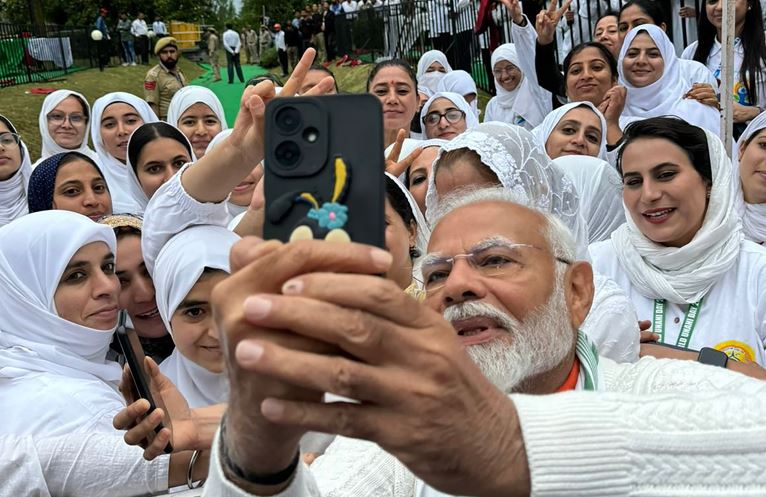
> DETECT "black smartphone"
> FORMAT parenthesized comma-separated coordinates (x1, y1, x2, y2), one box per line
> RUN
(263, 94, 386, 248)
(115, 311, 174, 454)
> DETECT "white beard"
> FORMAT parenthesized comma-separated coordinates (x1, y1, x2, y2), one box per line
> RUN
(443, 280, 575, 393)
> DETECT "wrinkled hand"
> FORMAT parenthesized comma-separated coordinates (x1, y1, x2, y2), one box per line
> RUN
(598, 85, 626, 124)
(385, 129, 423, 178)
(733, 102, 762, 123)
(535, 0, 571, 45)
(234, 240, 527, 496)
(683, 83, 719, 109)
(114, 357, 197, 460)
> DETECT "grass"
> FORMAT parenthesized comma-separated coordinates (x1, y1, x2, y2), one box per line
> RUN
(0, 57, 205, 159)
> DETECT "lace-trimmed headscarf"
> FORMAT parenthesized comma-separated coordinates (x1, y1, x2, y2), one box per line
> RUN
(425, 122, 588, 255)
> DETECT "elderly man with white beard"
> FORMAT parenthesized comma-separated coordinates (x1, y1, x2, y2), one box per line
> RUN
(196, 187, 766, 497)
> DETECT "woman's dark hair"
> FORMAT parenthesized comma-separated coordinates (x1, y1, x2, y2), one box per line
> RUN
(694, 0, 766, 106)
(617, 117, 712, 184)
(27, 151, 108, 213)
(385, 175, 416, 230)
(127, 122, 193, 173)
(0, 114, 24, 161)
(594, 11, 618, 30)
(563, 42, 618, 79)
(65, 93, 90, 122)
(619, 0, 667, 26)
(247, 73, 283, 86)
(366, 59, 417, 91)
(308, 64, 340, 92)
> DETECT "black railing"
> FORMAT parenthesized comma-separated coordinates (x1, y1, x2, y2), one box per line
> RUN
(0, 23, 100, 87)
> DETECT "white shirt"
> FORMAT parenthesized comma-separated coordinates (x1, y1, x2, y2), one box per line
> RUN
(223, 29, 242, 54)
(131, 19, 148, 36)
(427, 0, 451, 35)
(201, 355, 766, 496)
(275, 30, 286, 51)
(590, 239, 766, 365)
(152, 20, 167, 35)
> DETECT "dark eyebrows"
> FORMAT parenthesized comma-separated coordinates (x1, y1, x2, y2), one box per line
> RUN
(622, 162, 680, 178)
(63, 252, 113, 272)
(176, 299, 208, 310)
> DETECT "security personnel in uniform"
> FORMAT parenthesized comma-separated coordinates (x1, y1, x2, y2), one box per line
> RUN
(144, 37, 186, 120)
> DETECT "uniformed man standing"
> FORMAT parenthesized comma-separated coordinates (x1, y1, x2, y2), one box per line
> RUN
(207, 27, 222, 82)
(143, 37, 186, 120)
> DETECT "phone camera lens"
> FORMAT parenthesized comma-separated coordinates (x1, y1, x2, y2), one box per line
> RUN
(275, 141, 301, 168)
(275, 107, 302, 134)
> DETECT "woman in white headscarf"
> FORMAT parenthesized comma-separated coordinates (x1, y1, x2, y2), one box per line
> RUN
(532, 101, 608, 162)
(165, 85, 229, 159)
(91, 92, 159, 214)
(154, 225, 239, 408)
(35, 90, 98, 166)
(416, 49, 452, 93)
(420, 92, 479, 141)
(554, 155, 625, 243)
(425, 122, 639, 363)
(0, 210, 124, 436)
(483, 43, 550, 129)
(734, 112, 766, 244)
(436, 70, 480, 119)
(618, 25, 720, 134)
(0, 115, 32, 226)
(590, 117, 766, 365)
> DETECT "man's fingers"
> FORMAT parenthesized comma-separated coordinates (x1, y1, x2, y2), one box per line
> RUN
(122, 407, 164, 446)
(113, 399, 151, 430)
(281, 48, 317, 96)
(143, 427, 172, 461)
(228, 237, 278, 273)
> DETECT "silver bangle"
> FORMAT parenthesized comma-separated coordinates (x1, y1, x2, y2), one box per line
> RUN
(187, 449, 204, 489)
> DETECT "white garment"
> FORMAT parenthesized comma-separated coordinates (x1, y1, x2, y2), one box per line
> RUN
(155, 225, 238, 408)
(0, 116, 31, 226)
(223, 29, 241, 54)
(608, 128, 743, 305)
(618, 25, 720, 134)
(733, 112, 766, 244)
(420, 91, 479, 139)
(416, 50, 452, 93)
(590, 239, 766, 365)
(486, 41, 550, 130)
(35, 89, 98, 165)
(125, 123, 196, 214)
(436, 70, 479, 118)
(531, 101, 608, 161)
(0, 211, 124, 435)
(166, 85, 229, 133)
(274, 30, 286, 51)
(426, 0, 451, 34)
(553, 155, 624, 243)
(90, 92, 160, 214)
(131, 19, 148, 37)
(682, 37, 766, 108)
(152, 20, 167, 35)
(201, 355, 766, 497)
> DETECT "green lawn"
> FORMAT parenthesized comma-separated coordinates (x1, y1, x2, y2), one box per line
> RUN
(0, 57, 205, 159)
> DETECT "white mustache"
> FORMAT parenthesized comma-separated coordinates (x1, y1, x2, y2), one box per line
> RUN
(443, 300, 521, 334)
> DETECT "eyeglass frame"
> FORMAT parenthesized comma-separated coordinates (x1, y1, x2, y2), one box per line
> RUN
(420, 239, 573, 292)
(46, 112, 87, 125)
(422, 108, 466, 127)
(492, 64, 520, 78)
(0, 132, 21, 147)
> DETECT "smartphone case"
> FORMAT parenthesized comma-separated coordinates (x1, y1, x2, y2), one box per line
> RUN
(263, 94, 386, 249)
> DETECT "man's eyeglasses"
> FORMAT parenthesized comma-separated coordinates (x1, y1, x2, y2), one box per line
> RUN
(423, 108, 466, 127)
(47, 112, 86, 125)
(420, 241, 572, 293)
(0, 132, 21, 148)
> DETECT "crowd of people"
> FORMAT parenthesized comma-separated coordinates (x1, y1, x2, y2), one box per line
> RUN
(2, 0, 766, 495)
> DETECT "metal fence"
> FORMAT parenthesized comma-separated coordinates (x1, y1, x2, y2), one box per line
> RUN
(0, 23, 100, 87)
(332, 0, 701, 94)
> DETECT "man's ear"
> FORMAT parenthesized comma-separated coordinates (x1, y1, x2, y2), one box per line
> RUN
(564, 261, 594, 331)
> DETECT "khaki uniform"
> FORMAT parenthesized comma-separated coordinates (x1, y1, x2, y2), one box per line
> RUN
(245, 29, 258, 64)
(208, 33, 222, 80)
(144, 63, 186, 120)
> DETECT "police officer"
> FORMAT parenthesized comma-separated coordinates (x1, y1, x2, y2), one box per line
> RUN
(144, 37, 186, 120)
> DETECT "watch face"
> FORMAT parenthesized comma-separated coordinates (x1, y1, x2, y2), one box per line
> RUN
(698, 347, 729, 368)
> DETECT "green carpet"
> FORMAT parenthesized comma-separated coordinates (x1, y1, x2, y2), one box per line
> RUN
(190, 63, 269, 127)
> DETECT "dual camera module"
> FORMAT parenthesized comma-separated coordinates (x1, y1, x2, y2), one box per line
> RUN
(274, 106, 320, 169)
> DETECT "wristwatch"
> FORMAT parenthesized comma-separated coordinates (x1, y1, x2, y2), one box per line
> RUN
(697, 347, 729, 368)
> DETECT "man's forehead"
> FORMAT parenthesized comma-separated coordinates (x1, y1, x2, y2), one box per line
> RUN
(429, 201, 548, 252)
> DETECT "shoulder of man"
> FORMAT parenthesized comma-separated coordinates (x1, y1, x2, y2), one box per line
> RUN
(144, 65, 162, 90)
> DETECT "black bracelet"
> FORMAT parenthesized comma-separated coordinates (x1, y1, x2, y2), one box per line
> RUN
(220, 416, 300, 486)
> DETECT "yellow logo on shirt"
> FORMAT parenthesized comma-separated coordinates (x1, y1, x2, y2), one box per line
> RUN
(714, 340, 755, 363)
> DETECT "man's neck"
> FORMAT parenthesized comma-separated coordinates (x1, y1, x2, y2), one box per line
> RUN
(515, 349, 577, 395)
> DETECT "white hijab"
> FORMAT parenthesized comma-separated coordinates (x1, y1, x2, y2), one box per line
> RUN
(154, 225, 239, 408)
(0, 211, 122, 384)
(35, 90, 98, 165)
(532, 101, 608, 161)
(436, 70, 480, 119)
(90, 92, 159, 214)
(386, 172, 430, 262)
(484, 43, 550, 129)
(618, 25, 720, 134)
(416, 50, 452, 93)
(553, 155, 624, 243)
(125, 122, 196, 214)
(165, 85, 229, 137)
(425, 122, 589, 255)
(420, 92, 480, 140)
(610, 128, 742, 304)
(0, 116, 32, 226)
(733, 113, 766, 244)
